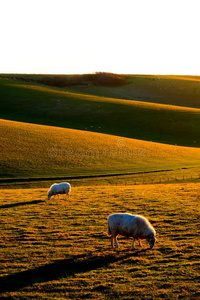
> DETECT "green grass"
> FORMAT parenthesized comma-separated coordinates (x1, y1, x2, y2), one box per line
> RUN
(1, 119, 200, 179)
(0, 182, 199, 299)
(0, 77, 200, 147)
(71, 75, 200, 109)
(2, 73, 200, 108)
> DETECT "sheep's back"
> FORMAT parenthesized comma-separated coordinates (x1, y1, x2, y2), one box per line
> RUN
(108, 213, 135, 236)
(133, 215, 155, 238)
(108, 213, 155, 238)
(51, 183, 70, 193)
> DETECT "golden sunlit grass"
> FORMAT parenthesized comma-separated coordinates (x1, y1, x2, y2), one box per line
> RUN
(150, 75, 200, 82)
(0, 182, 199, 299)
(1, 118, 200, 179)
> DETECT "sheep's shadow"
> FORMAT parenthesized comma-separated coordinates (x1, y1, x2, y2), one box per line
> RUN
(0, 250, 147, 293)
(0, 200, 45, 209)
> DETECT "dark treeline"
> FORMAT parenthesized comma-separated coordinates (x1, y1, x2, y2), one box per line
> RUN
(1, 72, 128, 88)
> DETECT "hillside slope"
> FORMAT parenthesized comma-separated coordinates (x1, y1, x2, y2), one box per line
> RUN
(0, 78, 200, 147)
(69, 75, 200, 109)
(1, 119, 200, 179)
(2, 73, 200, 108)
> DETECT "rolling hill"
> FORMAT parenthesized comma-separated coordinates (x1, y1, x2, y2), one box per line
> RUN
(69, 75, 200, 109)
(0, 77, 200, 147)
(1, 119, 200, 179)
(2, 73, 200, 108)
(0, 74, 199, 180)
(0, 74, 199, 299)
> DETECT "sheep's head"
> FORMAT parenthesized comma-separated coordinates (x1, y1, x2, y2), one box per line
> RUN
(47, 192, 51, 200)
(147, 235, 156, 249)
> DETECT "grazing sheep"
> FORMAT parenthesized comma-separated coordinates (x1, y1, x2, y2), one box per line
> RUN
(47, 182, 71, 200)
(107, 213, 156, 249)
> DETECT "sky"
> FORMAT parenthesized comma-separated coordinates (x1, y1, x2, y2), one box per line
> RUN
(0, 0, 200, 75)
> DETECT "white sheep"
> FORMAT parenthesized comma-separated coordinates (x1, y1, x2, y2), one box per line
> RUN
(107, 213, 156, 249)
(47, 182, 71, 200)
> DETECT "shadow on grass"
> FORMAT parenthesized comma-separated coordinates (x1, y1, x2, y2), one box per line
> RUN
(0, 200, 45, 209)
(0, 250, 148, 293)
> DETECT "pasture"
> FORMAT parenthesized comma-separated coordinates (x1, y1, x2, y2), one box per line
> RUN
(1, 118, 200, 179)
(0, 73, 200, 298)
(0, 182, 200, 299)
(0, 75, 200, 147)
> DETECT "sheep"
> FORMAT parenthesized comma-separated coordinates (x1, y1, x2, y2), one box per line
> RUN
(47, 182, 71, 200)
(107, 213, 156, 249)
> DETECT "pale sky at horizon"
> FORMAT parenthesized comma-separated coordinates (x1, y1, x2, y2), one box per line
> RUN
(1, 0, 200, 75)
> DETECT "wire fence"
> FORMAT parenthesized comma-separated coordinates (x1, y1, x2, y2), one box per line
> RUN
(119, 174, 200, 185)
(0, 172, 200, 189)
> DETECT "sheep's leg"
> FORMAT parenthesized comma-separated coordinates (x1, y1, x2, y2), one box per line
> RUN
(138, 238, 143, 248)
(114, 236, 119, 248)
(132, 238, 135, 249)
(111, 236, 114, 248)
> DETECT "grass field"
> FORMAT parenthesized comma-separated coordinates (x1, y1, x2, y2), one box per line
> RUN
(0, 76, 200, 147)
(1, 73, 200, 108)
(67, 74, 200, 109)
(1, 118, 200, 179)
(0, 182, 200, 299)
(0, 72, 200, 299)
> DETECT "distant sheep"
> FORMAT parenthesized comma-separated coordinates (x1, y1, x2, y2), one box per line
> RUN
(107, 213, 156, 249)
(47, 182, 71, 200)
